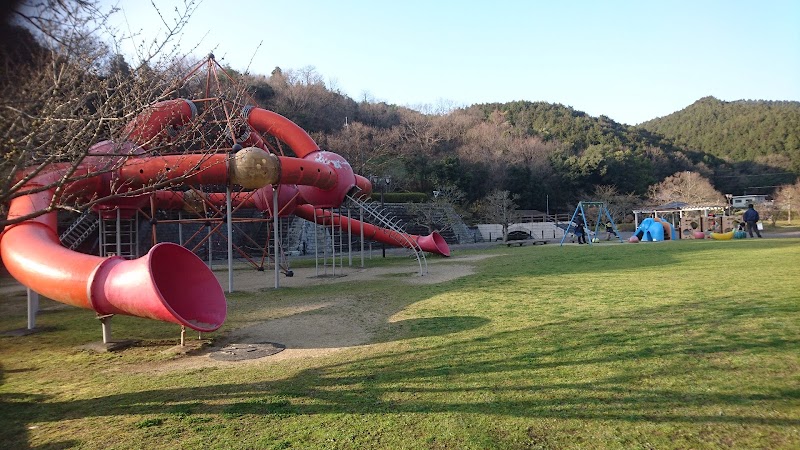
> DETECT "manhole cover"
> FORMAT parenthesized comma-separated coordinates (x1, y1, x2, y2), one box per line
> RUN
(210, 342, 285, 361)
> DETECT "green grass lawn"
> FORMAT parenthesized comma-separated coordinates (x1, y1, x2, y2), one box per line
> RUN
(1, 238, 799, 449)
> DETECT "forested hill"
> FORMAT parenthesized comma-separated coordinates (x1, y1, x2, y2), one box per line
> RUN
(5, 1, 799, 223)
(250, 68, 798, 208)
(640, 97, 800, 170)
(467, 101, 674, 152)
(5, 13, 798, 216)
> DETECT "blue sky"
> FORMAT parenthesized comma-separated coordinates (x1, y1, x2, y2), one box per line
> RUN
(102, 0, 800, 125)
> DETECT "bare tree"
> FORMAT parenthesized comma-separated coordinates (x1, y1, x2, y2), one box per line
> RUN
(773, 181, 800, 224)
(474, 189, 520, 242)
(592, 185, 640, 223)
(406, 184, 466, 236)
(0, 0, 250, 229)
(266, 65, 356, 133)
(319, 121, 394, 176)
(646, 171, 725, 206)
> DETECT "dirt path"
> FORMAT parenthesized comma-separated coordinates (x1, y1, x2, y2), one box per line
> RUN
(218, 253, 492, 290)
(133, 253, 497, 372)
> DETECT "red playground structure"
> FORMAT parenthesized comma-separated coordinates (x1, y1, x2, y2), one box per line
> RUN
(0, 56, 449, 336)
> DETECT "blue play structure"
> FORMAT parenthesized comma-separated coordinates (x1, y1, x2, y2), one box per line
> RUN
(559, 201, 623, 246)
(634, 217, 678, 241)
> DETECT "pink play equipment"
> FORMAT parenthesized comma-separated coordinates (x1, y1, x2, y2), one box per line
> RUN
(0, 55, 449, 336)
(134, 101, 449, 259)
(1, 138, 277, 332)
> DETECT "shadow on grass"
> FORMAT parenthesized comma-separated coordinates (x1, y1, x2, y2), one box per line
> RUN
(370, 316, 490, 343)
(3, 296, 799, 448)
(2, 239, 799, 447)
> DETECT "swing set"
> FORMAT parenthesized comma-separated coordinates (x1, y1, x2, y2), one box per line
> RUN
(560, 201, 624, 246)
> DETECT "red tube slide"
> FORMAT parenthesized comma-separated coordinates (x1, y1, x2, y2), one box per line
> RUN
(0, 101, 280, 330)
(353, 174, 373, 199)
(277, 156, 337, 190)
(155, 188, 448, 256)
(0, 165, 226, 331)
(245, 107, 320, 158)
(246, 106, 357, 208)
(294, 204, 450, 257)
(119, 154, 230, 187)
(122, 99, 197, 149)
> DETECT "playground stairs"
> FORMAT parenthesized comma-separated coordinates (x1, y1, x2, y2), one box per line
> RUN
(363, 203, 469, 245)
(59, 210, 100, 251)
(250, 214, 297, 253)
(346, 196, 429, 275)
(278, 216, 304, 255)
(476, 221, 566, 242)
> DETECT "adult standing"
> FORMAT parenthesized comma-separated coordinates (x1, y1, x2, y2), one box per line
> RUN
(574, 214, 587, 244)
(742, 203, 762, 238)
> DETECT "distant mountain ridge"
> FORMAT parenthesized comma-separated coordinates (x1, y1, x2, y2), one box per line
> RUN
(639, 96, 800, 170)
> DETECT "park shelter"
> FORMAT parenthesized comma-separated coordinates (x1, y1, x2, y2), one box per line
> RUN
(633, 201, 728, 238)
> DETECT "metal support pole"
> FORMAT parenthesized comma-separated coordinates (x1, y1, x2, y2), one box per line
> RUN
(339, 207, 344, 269)
(331, 208, 336, 277)
(360, 205, 365, 267)
(115, 208, 122, 256)
(322, 210, 329, 275)
(150, 194, 158, 248)
(273, 187, 280, 289)
(226, 186, 233, 293)
(314, 208, 319, 276)
(100, 315, 112, 344)
(99, 215, 105, 256)
(134, 210, 140, 258)
(381, 188, 386, 258)
(27, 288, 38, 330)
(207, 223, 213, 270)
(178, 211, 183, 245)
(347, 207, 353, 267)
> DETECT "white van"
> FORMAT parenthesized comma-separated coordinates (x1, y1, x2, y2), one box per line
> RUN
(731, 195, 768, 209)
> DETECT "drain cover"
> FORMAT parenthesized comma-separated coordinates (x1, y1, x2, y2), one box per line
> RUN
(210, 342, 286, 361)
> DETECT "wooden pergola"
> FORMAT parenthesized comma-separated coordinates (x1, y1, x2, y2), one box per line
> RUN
(633, 201, 727, 235)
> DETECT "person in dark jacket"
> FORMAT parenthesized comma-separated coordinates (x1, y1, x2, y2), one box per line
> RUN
(742, 203, 762, 238)
(574, 214, 587, 244)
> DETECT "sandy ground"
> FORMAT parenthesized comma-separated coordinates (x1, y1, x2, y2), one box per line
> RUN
(219, 252, 490, 290)
(146, 253, 496, 370)
(0, 251, 497, 372)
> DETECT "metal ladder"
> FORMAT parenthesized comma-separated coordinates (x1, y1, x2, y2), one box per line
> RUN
(346, 194, 428, 275)
(99, 210, 138, 258)
(59, 210, 100, 250)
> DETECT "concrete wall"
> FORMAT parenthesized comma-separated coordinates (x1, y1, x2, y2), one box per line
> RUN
(476, 222, 566, 241)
